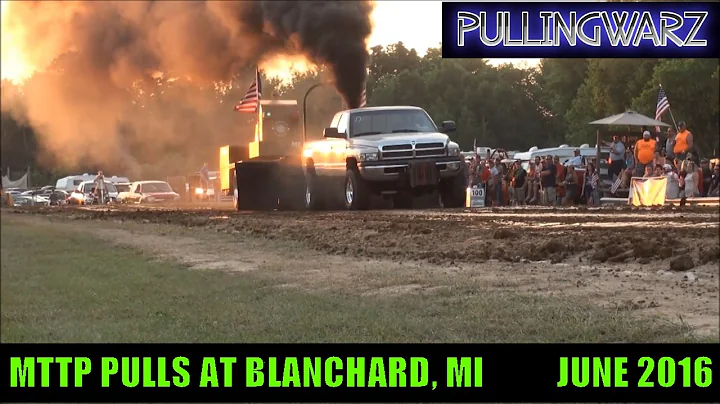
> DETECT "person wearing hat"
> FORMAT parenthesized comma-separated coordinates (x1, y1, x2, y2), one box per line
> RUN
(634, 131, 656, 177)
(673, 121, 693, 161)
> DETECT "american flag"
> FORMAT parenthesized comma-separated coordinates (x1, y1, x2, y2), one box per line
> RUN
(611, 174, 623, 194)
(234, 68, 261, 113)
(655, 86, 670, 132)
(359, 86, 367, 108)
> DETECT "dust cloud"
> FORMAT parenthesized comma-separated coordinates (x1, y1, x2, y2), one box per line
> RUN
(0, 1, 374, 177)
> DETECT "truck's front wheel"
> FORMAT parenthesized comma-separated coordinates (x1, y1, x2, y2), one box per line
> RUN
(344, 170, 370, 210)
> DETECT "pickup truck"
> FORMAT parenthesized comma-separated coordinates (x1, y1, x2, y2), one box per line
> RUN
(301, 106, 466, 210)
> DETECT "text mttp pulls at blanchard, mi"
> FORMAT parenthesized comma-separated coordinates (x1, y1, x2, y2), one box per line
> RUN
(9, 356, 484, 389)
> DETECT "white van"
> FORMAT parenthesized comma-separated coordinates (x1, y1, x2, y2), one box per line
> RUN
(513, 144, 611, 171)
(55, 174, 98, 192)
(55, 174, 130, 192)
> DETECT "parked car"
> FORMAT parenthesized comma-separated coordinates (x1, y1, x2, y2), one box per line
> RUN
(68, 181, 118, 205)
(114, 182, 131, 193)
(12, 195, 50, 207)
(118, 181, 180, 204)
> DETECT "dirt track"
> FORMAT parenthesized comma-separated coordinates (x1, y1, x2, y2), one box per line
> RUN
(5, 204, 720, 335)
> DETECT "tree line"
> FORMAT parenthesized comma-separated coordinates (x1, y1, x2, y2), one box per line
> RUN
(1, 42, 718, 183)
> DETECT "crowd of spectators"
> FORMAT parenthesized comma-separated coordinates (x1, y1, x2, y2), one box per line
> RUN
(609, 122, 720, 199)
(467, 120, 720, 207)
(468, 148, 599, 207)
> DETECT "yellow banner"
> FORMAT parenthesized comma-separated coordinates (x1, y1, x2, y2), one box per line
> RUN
(630, 177, 667, 207)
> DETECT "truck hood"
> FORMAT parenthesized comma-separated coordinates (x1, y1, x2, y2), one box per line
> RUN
(350, 132, 449, 148)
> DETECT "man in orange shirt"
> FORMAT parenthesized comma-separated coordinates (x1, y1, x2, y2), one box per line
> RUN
(673, 121, 693, 161)
(634, 131, 656, 177)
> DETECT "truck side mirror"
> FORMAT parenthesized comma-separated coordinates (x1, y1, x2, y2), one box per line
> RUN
(323, 127, 342, 138)
(440, 121, 456, 134)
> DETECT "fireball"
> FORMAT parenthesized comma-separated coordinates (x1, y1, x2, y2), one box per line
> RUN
(0, 0, 35, 84)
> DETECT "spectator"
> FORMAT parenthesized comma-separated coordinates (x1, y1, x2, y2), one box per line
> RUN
(561, 165, 579, 205)
(94, 170, 106, 204)
(49, 187, 59, 205)
(625, 148, 636, 175)
(582, 162, 600, 206)
(487, 160, 497, 206)
(512, 161, 527, 206)
(540, 158, 557, 205)
(479, 161, 491, 186)
(606, 135, 625, 181)
(695, 159, 704, 196)
(566, 148, 585, 168)
(643, 165, 654, 178)
(634, 131, 656, 177)
(700, 159, 712, 196)
(611, 167, 632, 195)
(506, 162, 516, 205)
(673, 121, 693, 161)
(684, 161, 699, 198)
(199, 163, 210, 196)
(665, 164, 680, 199)
(500, 162, 510, 206)
(653, 165, 664, 177)
(553, 156, 565, 205)
(664, 127, 676, 162)
(469, 156, 483, 186)
(653, 151, 665, 168)
(708, 165, 720, 197)
(526, 161, 539, 204)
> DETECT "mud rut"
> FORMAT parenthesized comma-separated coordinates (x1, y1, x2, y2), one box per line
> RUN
(6, 205, 720, 334)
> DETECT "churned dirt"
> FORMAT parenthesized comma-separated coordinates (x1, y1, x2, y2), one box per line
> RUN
(5, 204, 720, 335)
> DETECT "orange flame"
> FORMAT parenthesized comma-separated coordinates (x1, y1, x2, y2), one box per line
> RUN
(1, 1, 36, 84)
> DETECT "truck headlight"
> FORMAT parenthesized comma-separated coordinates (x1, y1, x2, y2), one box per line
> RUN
(358, 152, 379, 161)
(447, 145, 461, 157)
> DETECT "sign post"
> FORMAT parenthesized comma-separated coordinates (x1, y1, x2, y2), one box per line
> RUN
(466, 184, 486, 208)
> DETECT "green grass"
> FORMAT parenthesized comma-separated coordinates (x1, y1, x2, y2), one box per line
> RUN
(0, 214, 706, 343)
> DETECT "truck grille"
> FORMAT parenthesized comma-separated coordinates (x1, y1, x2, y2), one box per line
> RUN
(380, 142, 446, 160)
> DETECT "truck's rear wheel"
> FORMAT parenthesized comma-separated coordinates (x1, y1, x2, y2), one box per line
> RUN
(439, 174, 466, 208)
(344, 170, 370, 210)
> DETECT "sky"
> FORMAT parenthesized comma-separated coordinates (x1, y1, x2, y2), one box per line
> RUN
(369, 1, 541, 67)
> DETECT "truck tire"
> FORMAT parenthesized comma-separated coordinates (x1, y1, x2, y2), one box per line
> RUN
(439, 174, 466, 208)
(344, 169, 370, 210)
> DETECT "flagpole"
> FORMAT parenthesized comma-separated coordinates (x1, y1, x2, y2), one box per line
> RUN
(256, 66, 262, 142)
(659, 84, 679, 131)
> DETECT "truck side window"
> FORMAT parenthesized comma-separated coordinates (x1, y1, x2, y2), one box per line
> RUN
(336, 113, 348, 136)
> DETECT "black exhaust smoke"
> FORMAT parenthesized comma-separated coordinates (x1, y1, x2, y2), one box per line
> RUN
(0, 0, 374, 174)
(259, 1, 374, 108)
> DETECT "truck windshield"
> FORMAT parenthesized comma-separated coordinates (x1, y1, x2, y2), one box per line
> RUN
(350, 109, 437, 137)
(143, 182, 173, 193)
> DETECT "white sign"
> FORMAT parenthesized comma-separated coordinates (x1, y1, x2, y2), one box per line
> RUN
(465, 186, 485, 208)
